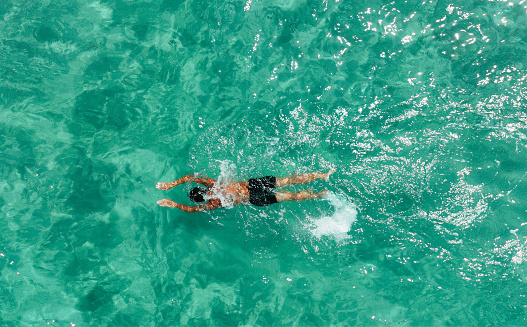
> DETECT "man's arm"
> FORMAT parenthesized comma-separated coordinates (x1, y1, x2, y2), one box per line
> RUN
(156, 175, 216, 190)
(193, 176, 216, 188)
(157, 199, 219, 212)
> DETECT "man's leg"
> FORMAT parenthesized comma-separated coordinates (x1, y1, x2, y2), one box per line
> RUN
(275, 190, 328, 203)
(275, 170, 334, 188)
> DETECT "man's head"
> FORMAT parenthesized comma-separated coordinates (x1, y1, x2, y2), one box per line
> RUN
(189, 187, 208, 202)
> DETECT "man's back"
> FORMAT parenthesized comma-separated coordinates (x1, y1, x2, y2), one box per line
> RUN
(209, 181, 250, 207)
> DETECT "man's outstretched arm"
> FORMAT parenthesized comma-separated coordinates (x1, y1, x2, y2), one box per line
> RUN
(157, 199, 199, 212)
(157, 199, 219, 212)
(156, 175, 216, 190)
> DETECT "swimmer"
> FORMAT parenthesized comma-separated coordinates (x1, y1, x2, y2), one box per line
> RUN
(156, 170, 334, 212)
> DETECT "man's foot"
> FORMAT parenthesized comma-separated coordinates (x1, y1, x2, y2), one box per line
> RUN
(156, 182, 174, 190)
(277, 170, 335, 187)
(157, 199, 176, 207)
(324, 168, 335, 181)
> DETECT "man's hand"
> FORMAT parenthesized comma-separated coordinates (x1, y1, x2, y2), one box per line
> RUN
(156, 182, 176, 190)
(157, 198, 200, 212)
(157, 198, 177, 207)
(156, 175, 199, 190)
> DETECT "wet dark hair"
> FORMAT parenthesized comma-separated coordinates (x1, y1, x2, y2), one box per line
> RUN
(189, 187, 208, 203)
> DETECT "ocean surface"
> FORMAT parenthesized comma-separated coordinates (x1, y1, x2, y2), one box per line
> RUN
(1, 0, 526, 325)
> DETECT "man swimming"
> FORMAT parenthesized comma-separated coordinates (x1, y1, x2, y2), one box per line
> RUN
(156, 171, 333, 212)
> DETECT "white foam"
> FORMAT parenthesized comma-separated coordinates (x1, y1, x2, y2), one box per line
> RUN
(216, 160, 237, 184)
(205, 160, 237, 208)
(308, 192, 358, 242)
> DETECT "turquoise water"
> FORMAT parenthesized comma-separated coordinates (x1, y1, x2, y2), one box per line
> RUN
(1, 0, 527, 325)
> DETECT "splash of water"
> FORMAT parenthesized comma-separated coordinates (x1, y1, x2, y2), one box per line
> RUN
(205, 160, 238, 208)
(308, 192, 358, 242)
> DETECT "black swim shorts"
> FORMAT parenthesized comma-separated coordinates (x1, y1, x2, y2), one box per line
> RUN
(248, 176, 278, 207)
